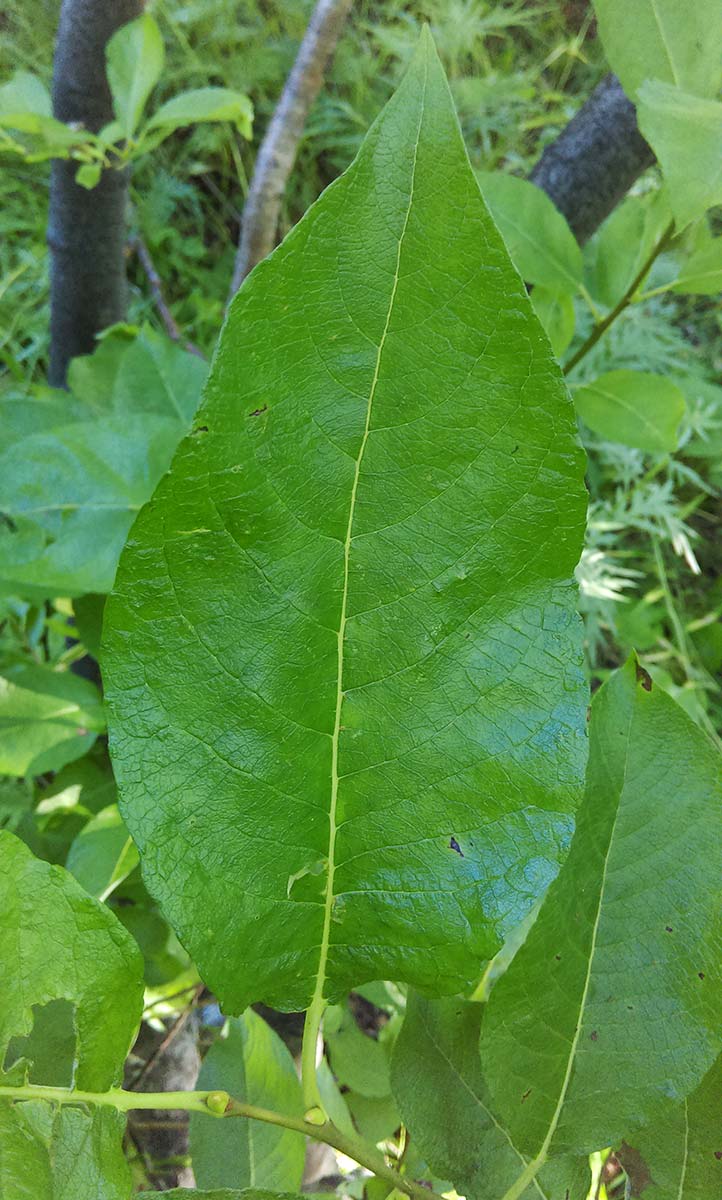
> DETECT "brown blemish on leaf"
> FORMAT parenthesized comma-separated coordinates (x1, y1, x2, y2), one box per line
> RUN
(249, 405, 268, 416)
(714, 1151, 722, 1161)
(521, 1088, 531, 1103)
(590, 1030, 598, 1041)
(449, 837, 464, 857)
(665, 926, 673, 932)
(618, 1142, 654, 1195)
(698, 972, 706, 980)
(192, 425, 209, 434)
(635, 662, 653, 691)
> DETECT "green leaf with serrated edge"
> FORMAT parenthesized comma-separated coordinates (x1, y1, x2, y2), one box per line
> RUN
(573, 370, 686, 453)
(146, 87, 253, 138)
(104, 30, 587, 1013)
(592, 0, 722, 100)
(637, 84, 722, 231)
(391, 993, 589, 1200)
(0, 664, 104, 777)
(106, 12, 165, 139)
(0, 328, 206, 598)
(0, 831, 143, 1088)
(479, 659, 722, 1179)
(190, 1011, 305, 1192)
(66, 804, 139, 901)
(0, 1103, 130, 1200)
(670, 239, 722, 296)
(477, 171, 582, 291)
(616, 1055, 722, 1199)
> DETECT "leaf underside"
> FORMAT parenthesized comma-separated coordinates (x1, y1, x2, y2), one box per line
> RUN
(480, 660, 722, 1161)
(104, 31, 587, 1014)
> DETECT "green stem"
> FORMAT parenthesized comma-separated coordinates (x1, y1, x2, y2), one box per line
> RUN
(563, 220, 675, 375)
(301, 994, 325, 1111)
(0, 1084, 442, 1200)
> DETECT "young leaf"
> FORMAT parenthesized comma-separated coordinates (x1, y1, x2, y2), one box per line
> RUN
(530, 288, 575, 358)
(616, 1056, 722, 1200)
(145, 87, 254, 139)
(670, 238, 722, 295)
(479, 659, 722, 1177)
(637, 84, 722, 231)
(390, 993, 589, 1200)
(65, 804, 139, 901)
(106, 12, 165, 140)
(0, 831, 144, 1088)
(0, 664, 105, 777)
(592, 0, 722, 100)
(573, 369, 686, 452)
(190, 1011, 305, 1192)
(104, 30, 587, 1013)
(477, 171, 583, 291)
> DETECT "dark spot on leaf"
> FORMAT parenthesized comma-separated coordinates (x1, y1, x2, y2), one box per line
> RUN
(249, 405, 268, 416)
(665, 926, 673, 932)
(627, 1005, 634, 1010)
(511, 444, 519, 453)
(698, 972, 705, 980)
(555, 954, 561, 961)
(635, 662, 653, 691)
(618, 1142, 654, 1195)
(590, 1030, 598, 1041)
(714, 1151, 722, 1160)
(1, 513, 17, 533)
(521, 1088, 531, 1103)
(192, 425, 208, 434)
(449, 837, 464, 857)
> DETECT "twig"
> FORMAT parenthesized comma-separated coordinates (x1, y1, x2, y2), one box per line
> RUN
(0, 1083, 442, 1200)
(129, 234, 204, 358)
(563, 220, 675, 374)
(229, 0, 352, 298)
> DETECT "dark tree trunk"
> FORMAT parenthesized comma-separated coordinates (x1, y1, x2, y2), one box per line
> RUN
(48, 0, 141, 387)
(530, 73, 655, 244)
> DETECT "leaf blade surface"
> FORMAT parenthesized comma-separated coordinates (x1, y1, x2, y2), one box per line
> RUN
(104, 33, 587, 1013)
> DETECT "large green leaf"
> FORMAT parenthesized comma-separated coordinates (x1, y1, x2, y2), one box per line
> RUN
(616, 1056, 722, 1199)
(190, 1011, 305, 1192)
(477, 171, 582, 291)
(391, 993, 589, 1199)
(0, 832, 143, 1088)
(479, 659, 722, 1177)
(0, 834, 144, 1199)
(0, 327, 206, 598)
(104, 31, 587, 1013)
(592, 0, 722, 99)
(0, 663, 105, 777)
(637, 84, 722, 231)
(572, 369, 686, 453)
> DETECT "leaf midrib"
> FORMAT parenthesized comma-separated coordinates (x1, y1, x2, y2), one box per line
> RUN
(309, 59, 429, 1014)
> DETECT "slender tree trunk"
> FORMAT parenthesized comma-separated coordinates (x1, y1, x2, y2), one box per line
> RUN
(48, 0, 141, 387)
(229, 0, 352, 299)
(529, 73, 654, 245)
